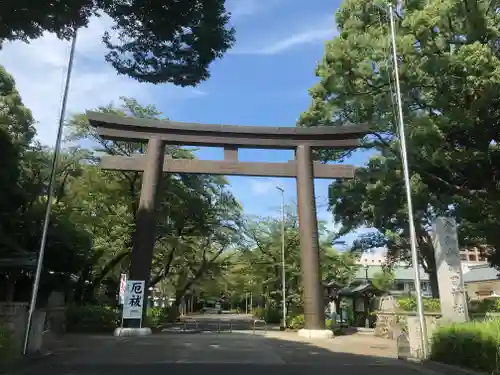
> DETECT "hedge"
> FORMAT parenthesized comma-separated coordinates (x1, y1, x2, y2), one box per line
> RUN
(0, 325, 18, 364)
(430, 318, 500, 374)
(66, 305, 121, 333)
(66, 305, 181, 332)
(397, 297, 441, 312)
(253, 307, 281, 324)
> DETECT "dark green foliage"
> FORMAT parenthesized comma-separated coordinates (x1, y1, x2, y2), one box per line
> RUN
(469, 299, 500, 314)
(253, 307, 281, 324)
(147, 306, 180, 327)
(66, 305, 120, 332)
(0, 0, 235, 85)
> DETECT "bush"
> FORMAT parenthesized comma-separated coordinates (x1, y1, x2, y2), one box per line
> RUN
(147, 306, 180, 327)
(253, 307, 281, 324)
(0, 325, 18, 363)
(397, 297, 440, 312)
(66, 305, 120, 333)
(287, 314, 305, 329)
(430, 318, 500, 374)
(469, 298, 500, 314)
(286, 315, 339, 332)
(325, 318, 334, 330)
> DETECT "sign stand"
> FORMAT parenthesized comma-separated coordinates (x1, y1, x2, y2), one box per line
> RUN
(122, 280, 145, 329)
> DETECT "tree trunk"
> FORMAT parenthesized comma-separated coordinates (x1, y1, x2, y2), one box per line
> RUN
(428, 267, 440, 298)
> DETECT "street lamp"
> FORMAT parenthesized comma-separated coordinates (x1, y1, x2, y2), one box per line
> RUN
(276, 185, 286, 330)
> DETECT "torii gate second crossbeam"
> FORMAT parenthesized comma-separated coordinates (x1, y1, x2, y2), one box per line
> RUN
(87, 111, 369, 337)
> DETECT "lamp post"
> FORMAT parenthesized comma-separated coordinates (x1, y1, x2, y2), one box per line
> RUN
(276, 185, 286, 330)
(23, 31, 78, 355)
(388, 4, 427, 357)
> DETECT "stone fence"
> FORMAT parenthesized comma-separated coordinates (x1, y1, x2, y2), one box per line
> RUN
(374, 311, 442, 340)
(0, 302, 66, 354)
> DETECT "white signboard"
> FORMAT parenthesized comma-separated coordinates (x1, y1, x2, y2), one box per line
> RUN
(123, 280, 145, 320)
(119, 273, 127, 305)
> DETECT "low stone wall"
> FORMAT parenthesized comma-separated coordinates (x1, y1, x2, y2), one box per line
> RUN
(0, 302, 29, 352)
(374, 311, 442, 340)
(0, 303, 66, 354)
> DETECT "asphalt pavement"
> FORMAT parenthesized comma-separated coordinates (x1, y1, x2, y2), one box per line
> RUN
(9, 331, 454, 375)
(6, 313, 460, 375)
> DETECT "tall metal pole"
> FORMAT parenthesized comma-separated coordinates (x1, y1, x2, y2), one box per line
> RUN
(22, 32, 78, 355)
(388, 5, 428, 358)
(276, 185, 286, 328)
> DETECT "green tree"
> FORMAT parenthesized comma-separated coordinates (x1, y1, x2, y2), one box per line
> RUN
(0, 65, 36, 257)
(0, 0, 235, 85)
(329, 149, 453, 297)
(64, 97, 244, 306)
(371, 269, 395, 294)
(225, 210, 358, 315)
(298, 0, 500, 267)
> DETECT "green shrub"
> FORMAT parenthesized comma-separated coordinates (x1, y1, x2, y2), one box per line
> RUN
(397, 297, 440, 312)
(430, 318, 500, 374)
(147, 306, 180, 326)
(286, 315, 337, 331)
(470, 299, 500, 313)
(0, 325, 18, 363)
(253, 307, 281, 324)
(66, 305, 120, 333)
(287, 314, 305, 329)
(325, 318, 334, 330)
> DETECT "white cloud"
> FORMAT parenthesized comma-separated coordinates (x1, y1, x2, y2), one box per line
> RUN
(233, 16, 336, 55)
(255, 27, 334, 55)
(250, 178, 279, 195)
(226, 0, 281, 21)
(0, 15, 205, 146)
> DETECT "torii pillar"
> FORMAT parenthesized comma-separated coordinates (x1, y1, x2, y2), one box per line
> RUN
(296, 144, 331, 339)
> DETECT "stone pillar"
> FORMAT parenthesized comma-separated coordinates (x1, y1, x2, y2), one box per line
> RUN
(26, 310, 46, 354)
(296, 145, 330, 338)
(432, 217, 468, 322)
(128, 138, 166, 326)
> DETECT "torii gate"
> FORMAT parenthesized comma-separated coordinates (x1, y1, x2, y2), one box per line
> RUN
(87, 111, 368, 337)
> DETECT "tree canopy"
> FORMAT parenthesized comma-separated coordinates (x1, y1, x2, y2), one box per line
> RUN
(209, 211, 359, 314)
(0, 0, 235, 85)
(0, 69, 245, 307)
(298, 0, 500, 271)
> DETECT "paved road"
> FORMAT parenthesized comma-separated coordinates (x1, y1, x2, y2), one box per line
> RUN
(11, 331, 450, 375)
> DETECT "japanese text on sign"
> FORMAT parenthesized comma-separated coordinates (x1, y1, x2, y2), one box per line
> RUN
(122, 280, 145, 319)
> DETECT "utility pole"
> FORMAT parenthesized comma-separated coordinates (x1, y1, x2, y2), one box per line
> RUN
(276, 185, 286, 329)
(388, 4, 428, 358)
(23, 31, 78, 355)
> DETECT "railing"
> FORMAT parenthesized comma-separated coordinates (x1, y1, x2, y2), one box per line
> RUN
(174, 317, 268, 334)
(252, 319, 267, 334)
(217, 321, 232, 333)
(183, 319, 198, 331)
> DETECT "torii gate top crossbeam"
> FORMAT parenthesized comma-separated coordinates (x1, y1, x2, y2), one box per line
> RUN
(87, 112, 369, 149)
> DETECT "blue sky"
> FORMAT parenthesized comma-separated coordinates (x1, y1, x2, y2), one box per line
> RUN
(0, 0, 376, 246)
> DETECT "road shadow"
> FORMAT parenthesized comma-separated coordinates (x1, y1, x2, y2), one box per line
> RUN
(8, 331, 440, 375)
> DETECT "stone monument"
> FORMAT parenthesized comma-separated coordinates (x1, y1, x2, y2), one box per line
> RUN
(432, 217, 468, 322)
